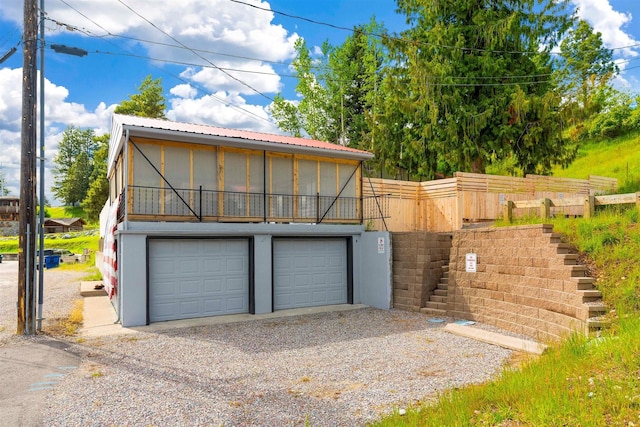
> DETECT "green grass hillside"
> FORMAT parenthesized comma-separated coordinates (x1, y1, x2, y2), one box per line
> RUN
(47, 205, 90, 221)
(552, 132, 640, 193)
(1, 205, 98, 254)
(375, 133, 640, 425)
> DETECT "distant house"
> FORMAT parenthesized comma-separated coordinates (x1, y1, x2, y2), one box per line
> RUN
(0, 196, 19, 221)
(43, 217, 86, 234)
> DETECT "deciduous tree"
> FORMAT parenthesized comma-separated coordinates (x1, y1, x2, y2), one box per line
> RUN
(558, 19, 618, 126)
(52, 126, 96, 205)
(82, 134, 109, 221)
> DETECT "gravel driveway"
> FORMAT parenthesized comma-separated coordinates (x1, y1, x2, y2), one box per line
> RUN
(1, 260, 515, 426)
(45, 309, 513, 426)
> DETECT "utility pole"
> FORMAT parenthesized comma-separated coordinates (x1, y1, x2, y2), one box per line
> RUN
(18, 0, 38, 335)
(37, 0, 46, 332)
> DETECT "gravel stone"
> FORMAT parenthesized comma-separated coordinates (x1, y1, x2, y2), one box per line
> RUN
(1, 261, 516, 426)
(44, 309, 513, 426)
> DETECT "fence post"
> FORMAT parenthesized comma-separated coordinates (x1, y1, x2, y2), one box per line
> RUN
(199, 185, 202, 221)
(316, 192, 320, 223)
(584, 195, 595, 219)
(540, 198, 551, 220)
(636, 192, 640, 214)
(503, 200, 514, 223)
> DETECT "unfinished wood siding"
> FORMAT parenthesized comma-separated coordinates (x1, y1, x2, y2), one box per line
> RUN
(122, 136, 362, 223)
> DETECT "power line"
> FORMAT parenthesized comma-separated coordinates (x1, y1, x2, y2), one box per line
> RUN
(51, 1, 640, 83)
(44, 16, 293, 67)
(51, 0, 273, 124)
(229, 0, 640, 57)
(91, 50, 298, 78)
(48, 14, 559, 86)
(92, 48, 559, 87)
(115, 0, 274, 102)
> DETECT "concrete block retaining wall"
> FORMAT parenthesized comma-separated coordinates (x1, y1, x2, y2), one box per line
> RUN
(392, 225, 600, 342)
(448, 224, 596, 342)
(391, 232, 452, 311)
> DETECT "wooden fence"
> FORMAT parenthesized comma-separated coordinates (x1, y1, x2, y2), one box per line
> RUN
(504, 192, 640, 222)
(363, 172, 618, 232)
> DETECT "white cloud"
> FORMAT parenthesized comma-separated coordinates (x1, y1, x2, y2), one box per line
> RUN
(0, 67, 115, 202)
(572, 0, 639, 57)
(570, 1, 640, 89)
(167, 89, 279, 134)
(0, 0, 304, 203)
(170, 83, 198, 99)
(39, 0, 297, 94)
(180, 61, 283, 95)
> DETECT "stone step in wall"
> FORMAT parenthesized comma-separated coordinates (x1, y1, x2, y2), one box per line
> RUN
(448, 224, 603, 342)
(391, 232, 452, 312)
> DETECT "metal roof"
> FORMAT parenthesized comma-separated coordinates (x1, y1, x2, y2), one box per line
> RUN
(108, 114, 373, 173)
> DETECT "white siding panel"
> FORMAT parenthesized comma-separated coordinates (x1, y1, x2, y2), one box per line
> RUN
(273, 238, 347, 310)
(149, 239, 249, 322)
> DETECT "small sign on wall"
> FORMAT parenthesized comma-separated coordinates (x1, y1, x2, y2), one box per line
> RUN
(466, 253, 477, 273)
(377, 237, 385, 254)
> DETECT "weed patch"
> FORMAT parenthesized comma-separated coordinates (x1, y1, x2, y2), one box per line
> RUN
(44, 299, 84, 336)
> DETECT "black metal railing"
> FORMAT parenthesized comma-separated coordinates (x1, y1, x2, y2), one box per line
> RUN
(125, 185, 388, 223)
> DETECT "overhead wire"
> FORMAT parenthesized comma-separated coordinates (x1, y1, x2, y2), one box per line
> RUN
(228, 0, 640, 57)
(48, 15, 559, 87)
(51, 0, 273, 124)
(0, 23, 23, 51)
(46, 0, 640, 109)
(52, 0, 640, 86)
(114, 0, 274, 102)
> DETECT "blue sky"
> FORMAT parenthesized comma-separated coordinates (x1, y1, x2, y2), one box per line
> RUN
(0, 0, 639, 203)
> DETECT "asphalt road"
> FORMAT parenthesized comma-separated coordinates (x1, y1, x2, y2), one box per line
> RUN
(0, 260, 84, 427)
(0, 339, 81, 427)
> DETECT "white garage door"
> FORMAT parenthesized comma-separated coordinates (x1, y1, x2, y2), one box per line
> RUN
(273, 238, 348, 310)
(149, 239, 249, 322)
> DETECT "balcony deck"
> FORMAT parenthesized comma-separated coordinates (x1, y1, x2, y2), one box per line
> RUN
(119, 186, 388, 225)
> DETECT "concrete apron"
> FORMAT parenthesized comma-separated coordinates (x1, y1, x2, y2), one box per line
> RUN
(80, 282, 368, 338)
(80, 282, 546, 355)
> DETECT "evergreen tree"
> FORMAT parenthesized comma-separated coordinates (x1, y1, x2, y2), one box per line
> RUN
(387, 0, 576, 175)
(115, 75, 166, 118)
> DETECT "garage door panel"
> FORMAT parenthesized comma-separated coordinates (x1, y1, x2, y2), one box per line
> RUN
(154, 280, 176, 297)
(274, 238, 348, 310)
(203, 278, 223, 293)
(178, 241, 201, 255)
(226, 258, 245, 273)
(226, 277, 246, 292)
(178, 259, 200, 274)
(149, 239, 249, 322)
(225, 296, 247, 312)
(178, 300, 201, 316)
(155, 261, 175, 275)
(204, 259, 223, 274)
(180, 280, 201, 295)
